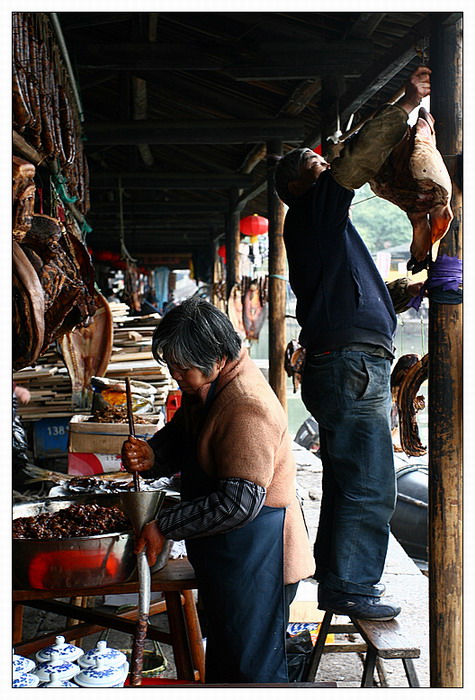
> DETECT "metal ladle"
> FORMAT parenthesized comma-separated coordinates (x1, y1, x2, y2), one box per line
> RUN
(120, 489, 166, 686)
(121, 377, 166, 686)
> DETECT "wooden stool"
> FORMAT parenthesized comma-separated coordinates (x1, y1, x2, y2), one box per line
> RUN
(306, 610, 420, 687)
(13, 558, 205, 682)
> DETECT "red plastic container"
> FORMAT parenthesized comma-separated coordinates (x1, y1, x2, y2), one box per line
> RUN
(166, 390, 182, 422)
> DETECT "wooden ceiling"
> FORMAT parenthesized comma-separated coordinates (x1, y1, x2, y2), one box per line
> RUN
(57, 11, 459, 261)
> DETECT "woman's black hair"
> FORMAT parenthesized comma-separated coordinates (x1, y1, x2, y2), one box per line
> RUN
(152, 296, 242, 376)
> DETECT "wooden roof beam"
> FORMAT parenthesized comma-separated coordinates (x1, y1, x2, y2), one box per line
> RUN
(89, 172, 253, 189)
(84, 119, 304, 145)
(346, 13, 386, 38)
(72, 40, 371, 78)
(91, 201, 229, 213)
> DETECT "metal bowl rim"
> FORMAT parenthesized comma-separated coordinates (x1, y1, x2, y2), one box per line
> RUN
(12, 528, 134, 542)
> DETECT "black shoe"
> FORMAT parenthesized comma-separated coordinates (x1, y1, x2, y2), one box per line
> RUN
(318, 585, 401, 621)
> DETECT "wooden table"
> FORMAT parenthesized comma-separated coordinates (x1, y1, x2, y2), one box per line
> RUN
(13, 558, 205, 682)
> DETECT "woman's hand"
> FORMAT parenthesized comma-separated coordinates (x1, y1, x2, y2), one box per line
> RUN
(135, 520, 167, 566)
(121, 435, 155, 473)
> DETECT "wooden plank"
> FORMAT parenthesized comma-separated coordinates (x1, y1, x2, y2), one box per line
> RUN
(351, 618, 420, 659)
(322, 642, 367, 654)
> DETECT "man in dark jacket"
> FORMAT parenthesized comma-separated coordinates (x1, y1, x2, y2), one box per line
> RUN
(274, 66, 431, 620)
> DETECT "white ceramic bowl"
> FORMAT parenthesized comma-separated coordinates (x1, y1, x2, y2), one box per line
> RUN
(36, 635, 83, 664)
(38, 671, 79, 687)
(13, 651, 36, 674)
(12, 671, 40, 687)
(78, 639, 127, 669)
(74, 658, 129, 688)
(33, 650, 80, 682)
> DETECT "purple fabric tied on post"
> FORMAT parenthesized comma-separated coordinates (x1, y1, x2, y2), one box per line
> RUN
(407, 254, 463, 311)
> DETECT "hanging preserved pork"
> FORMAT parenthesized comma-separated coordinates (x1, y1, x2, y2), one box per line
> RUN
(370, 107, 453, 273)
(59, 293, 114, 409)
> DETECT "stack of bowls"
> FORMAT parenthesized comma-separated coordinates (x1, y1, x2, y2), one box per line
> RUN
(12, 651, 38, 687)
(75, 640, 129, 688)
(34, 650, 80, 685)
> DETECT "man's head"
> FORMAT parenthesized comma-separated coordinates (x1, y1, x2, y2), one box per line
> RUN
(274, 148, 330, 206)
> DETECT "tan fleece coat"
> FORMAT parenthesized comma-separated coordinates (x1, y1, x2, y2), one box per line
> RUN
(174, 348, 315, 585)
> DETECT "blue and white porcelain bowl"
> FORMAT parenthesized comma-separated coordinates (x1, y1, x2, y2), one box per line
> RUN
(33, 650, 80, 682)
(38, 671, 79, 687)
(78, 639, 127, 669)
(74, 658, 129, 687)
(13, 651, 36, 674)
(12, 671, 40, 687)
(36, 635, 83, 664)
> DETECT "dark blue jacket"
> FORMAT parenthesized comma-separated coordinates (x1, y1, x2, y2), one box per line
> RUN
(284, 170, 397, 354)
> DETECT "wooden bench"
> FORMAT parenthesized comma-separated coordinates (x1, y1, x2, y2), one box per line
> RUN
(306, 610, 421, 687)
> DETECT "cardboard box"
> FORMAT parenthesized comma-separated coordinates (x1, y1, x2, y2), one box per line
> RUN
(68, 414, 163, 455)
(68, 452, 124, 475)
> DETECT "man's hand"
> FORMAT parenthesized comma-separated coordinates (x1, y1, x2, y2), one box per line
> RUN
(407, 281, 425, 297)
(397, 66, 432, 114)
(121, 434, 155, 473)
(135, 520, 166, 566)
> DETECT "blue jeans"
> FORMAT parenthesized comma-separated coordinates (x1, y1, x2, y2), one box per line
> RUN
(301, 346, 396, 597)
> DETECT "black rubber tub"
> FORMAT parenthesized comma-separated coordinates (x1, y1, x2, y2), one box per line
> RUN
(390, 461, 428, 562)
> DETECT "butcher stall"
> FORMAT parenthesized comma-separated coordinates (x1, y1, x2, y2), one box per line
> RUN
(12, 10, 462, 688)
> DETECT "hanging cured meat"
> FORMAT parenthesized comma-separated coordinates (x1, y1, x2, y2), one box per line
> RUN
(370, 107, 453, 273)
(394, 353, 428, 457)
(59, 293, 114, 409)
(13, 241, 45, 370)
(227, 284, 246, 339)
(390, 353, 421, 451)
(13, 157, 36, 243)
(242, 277, 268, 341)
(124, 261, 142, 313)
(20, 214, 97, 353)
(284, 340, 306, 393)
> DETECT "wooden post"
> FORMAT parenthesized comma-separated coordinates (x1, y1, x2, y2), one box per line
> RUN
(267, 140, 287, 410)
(226, 189, 242, 298)
(427, 15, 463, 688)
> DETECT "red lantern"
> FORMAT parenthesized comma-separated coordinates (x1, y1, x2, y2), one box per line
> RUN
(240, 214, 268, 237)
(217, 244, 227, 264)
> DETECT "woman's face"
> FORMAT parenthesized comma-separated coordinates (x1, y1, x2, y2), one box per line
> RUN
(167, 360, 224, 394)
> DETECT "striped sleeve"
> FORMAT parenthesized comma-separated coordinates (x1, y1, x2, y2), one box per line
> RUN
(156, 477, 266, 540)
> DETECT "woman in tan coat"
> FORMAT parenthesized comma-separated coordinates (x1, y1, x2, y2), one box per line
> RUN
(122, 297, 315, 683)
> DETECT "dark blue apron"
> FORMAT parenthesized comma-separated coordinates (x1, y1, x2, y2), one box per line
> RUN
(181, 381, 290, 683)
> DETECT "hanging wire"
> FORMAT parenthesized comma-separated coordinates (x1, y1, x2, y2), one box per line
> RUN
(118, 178, 136, 262)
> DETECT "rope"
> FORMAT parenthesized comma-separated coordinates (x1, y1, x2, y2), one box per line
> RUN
(407, 254, 463, 311)
(269, 274, 288, 281)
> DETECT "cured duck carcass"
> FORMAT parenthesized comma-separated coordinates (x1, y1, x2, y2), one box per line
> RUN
(394, 354, 428, 457)
(59, 293, 114, 409)
(20, 214, 96, 353)
(13, 157, 36, 243)
(370, 107, 453, 273)
(390, 353, 420, 452)
(13, 240, 45, 370)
